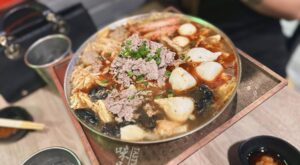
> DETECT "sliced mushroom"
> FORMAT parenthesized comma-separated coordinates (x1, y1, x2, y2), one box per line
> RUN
(195, 62, 224, 81)
(154, 97, 194, 122)
(178, 23, 197, 36)
(169, 67, 197, 91)
(187, 47, 222, 62)
(120, 125, 146, 141)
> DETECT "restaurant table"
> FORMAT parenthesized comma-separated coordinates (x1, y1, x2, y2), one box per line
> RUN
(0, 86, 299, 165)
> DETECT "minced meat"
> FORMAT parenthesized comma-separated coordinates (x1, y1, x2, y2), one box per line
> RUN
(104, 87, 144, 121)
(110, 34, 175, 87)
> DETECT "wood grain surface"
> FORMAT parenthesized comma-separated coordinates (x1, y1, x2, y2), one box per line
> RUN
(0, 88, 91, 165)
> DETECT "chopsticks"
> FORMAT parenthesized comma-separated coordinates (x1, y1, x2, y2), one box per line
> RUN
(0, 118, 45, 130)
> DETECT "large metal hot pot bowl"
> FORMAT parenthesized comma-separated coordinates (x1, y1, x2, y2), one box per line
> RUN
(64, 13, 242, 144)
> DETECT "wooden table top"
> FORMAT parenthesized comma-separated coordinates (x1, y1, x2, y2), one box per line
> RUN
(0, 88, 91, 165)
(0, 86, 299, 165)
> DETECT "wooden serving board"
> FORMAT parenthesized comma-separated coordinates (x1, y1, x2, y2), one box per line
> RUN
(48, 50, 287, 165)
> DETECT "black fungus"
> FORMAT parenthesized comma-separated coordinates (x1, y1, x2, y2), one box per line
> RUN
(137, 110, 157, 129)
(75, 108, 99, 125)
(118, 121, 135, 127)
(139, 115, 157, 129)
(192, 84, 214, 114)
(101, 123, 120, 137)
(88, 86, 109, 101)
(101, 121, 134, 138)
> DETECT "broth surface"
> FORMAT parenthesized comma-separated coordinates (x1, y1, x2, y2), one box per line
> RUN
(69, 13, 239, 142)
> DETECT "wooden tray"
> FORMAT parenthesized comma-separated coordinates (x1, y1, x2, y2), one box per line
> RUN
(49, 49, 287, 165)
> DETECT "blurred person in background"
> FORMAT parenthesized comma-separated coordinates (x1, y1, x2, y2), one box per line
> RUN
(165, 0, 300, 76)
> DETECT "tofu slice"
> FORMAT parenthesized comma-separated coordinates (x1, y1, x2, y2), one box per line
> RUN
(187, 47, 222, 62)
(120, 125, 145, 141)
(154, 97, 194, 122)
(169, 67, 197, 91)
(195, 62, 223, 81)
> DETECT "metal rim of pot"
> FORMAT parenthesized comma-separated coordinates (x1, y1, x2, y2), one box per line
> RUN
(64, 12, 242, 144)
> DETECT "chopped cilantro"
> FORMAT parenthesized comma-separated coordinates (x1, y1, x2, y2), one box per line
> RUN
(145, 55, 153, 62)
(128, 95, 135, 100)
(145, 48, 161, 65)
(120, 40, 133, 58)
(127, 71, 134, 77)
(136, 75, 145, 83)
(167, 89, 174, 97)
(96, 79, 109, 87)
(120, 41, 162, 65)
(136, 41, 150, 59)
(126, 40, 132, 46)
(155, 48, 161, 55)
(100, 79, 108, 83)
(155, 57, 161, 65)
(120, 46, 131, 58)
(143, 81, 149, 87)
(120, 41, 150, 60)
(154, 95, 163, 99)
(153, 48, 161, 65)
(165, 70, 171, 78)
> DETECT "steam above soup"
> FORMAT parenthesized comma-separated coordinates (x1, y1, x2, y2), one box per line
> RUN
(69, 13, 238, 142)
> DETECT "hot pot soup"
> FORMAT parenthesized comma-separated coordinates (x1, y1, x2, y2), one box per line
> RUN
(68, 13, 240, 142)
